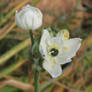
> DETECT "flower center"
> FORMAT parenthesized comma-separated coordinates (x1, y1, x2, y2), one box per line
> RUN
(50, 48, 59, 56)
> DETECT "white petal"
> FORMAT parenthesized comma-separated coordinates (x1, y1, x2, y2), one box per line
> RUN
(15, 9, 29, 30)
(32, 8, 43, 30)
(15, 11, 24, 29)
(39, 29, 51, 58)
(43, 37, 64, 64)
(54, 38, 81, 64)
(62, 38, 82, 59)
(24, 10, 34, 30)
(43, 60, 62, 78)
(47, 37, 64, 48)
(44, 37, 64, 63)
(55, 55, 72, 64)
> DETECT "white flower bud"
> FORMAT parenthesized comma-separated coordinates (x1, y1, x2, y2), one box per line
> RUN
(15, 4, 43, 30)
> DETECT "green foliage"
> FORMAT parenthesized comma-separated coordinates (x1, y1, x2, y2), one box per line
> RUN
(85, 86, 92, 92)
(0, 86, 20, 92)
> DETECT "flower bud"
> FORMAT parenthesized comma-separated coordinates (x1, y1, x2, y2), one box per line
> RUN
(15, 4, 43, 30)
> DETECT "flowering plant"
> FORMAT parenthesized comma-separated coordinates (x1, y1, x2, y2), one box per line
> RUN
(15, 4, 82, 92)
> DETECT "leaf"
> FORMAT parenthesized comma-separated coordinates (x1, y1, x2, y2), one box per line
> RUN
(0, 39, 30, 65)
(0, 86, 19, 92)
(85, 86, 92, 92)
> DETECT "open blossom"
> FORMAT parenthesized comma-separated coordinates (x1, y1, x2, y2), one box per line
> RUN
(15, 4, 43, 30)
(39, 29, 82, 78)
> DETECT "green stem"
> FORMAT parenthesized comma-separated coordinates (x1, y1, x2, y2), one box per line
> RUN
(34, 69, 39, 92)
(29, 30, 34, 46)
(29, 30, 39, 92)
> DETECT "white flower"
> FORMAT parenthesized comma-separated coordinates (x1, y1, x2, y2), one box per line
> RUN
(15, 4, 43, 30)
(39, 29, 82, 78)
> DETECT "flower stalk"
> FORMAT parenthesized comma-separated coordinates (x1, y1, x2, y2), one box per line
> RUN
(15, 4, 43, 92)
(34, 69, 39, 92)
(29, 30, 34, 46)
(29, 30, 39, 92)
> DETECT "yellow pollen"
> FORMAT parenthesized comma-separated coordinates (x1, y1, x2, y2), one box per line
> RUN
(52, 60, 56, 63)
(64, 46, 68, 50)
(64, 33, 68, 38)
(64, 32, 69, 39)
(59, 29, 69, 40)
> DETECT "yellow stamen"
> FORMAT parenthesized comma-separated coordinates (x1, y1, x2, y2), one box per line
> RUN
(64, 46, 68, 51)
(52, 60, 56, 63)
(58, 29, 69, 40)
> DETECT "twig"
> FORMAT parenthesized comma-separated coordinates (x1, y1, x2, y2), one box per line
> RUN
(0, 0, 30, 27)
(43, 76, 85, 92)
(0, 79, 34, 91)
(52, 80, 85, 92)
(0, 23, 16, 40)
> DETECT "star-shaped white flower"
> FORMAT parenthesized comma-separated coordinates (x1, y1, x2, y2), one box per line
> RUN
(39, 29, 82, 78)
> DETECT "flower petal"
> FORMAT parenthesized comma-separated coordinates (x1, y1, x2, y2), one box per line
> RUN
(15, 11, 25, 30)
(63, 38, 82, 58)
(32, 8, 43, 30)
(54, 38, 81, 64)
(55, 56, 72, 64)
(39, 29, 51, 58)
(43, 60, 62, 78)
(57, 29, 69, 40)
(23, 10, 34, 30)
(46, 37, 64, 48)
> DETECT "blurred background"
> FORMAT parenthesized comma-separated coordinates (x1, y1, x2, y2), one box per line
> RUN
(0, 0, 92, 92)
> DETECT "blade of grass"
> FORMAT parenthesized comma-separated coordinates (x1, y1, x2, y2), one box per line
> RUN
(0, 39, 31, 65)
(0, 79, 34, 91)
(0, 23, 16, 40)
(0, 58, 29, 77)
(0, 0, 30, 27)
(6, 32, 29, 40)
(0, 0, 40, 40)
